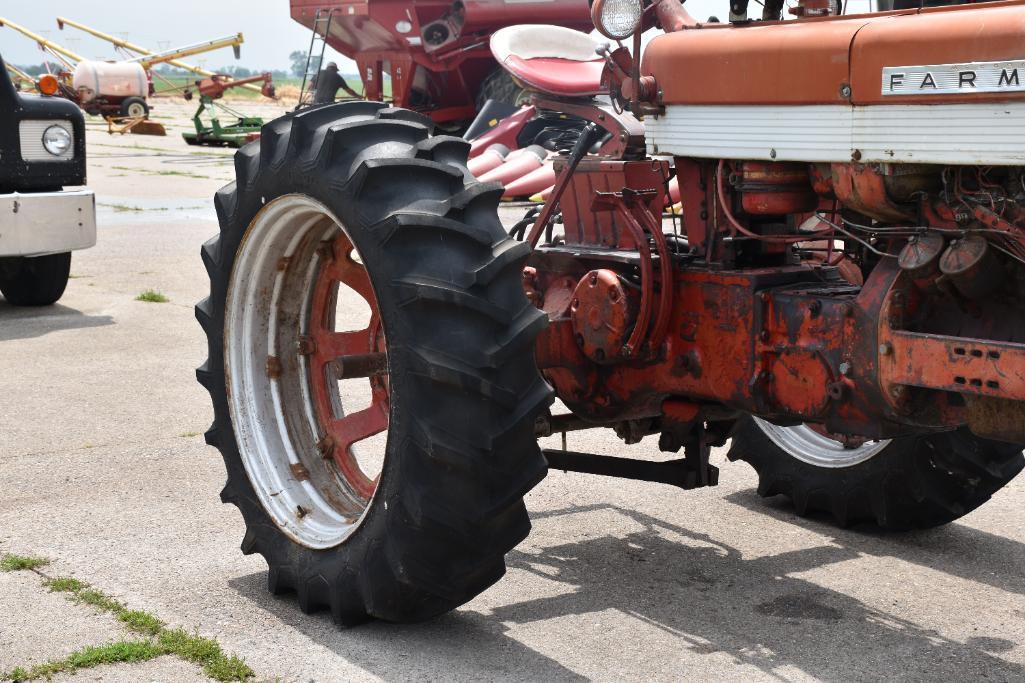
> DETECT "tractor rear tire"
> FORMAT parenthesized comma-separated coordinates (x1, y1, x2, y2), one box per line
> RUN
(728, 417, 1023, 530)
(475, 69, 525, 112)
(197, 102, 552, 624)
(0, 253, 71, 306)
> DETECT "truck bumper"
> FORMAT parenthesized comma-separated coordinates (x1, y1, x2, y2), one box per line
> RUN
(0, 190, 97, 258)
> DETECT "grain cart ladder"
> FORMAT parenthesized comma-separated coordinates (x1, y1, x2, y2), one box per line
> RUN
(295, 8, 337, 110)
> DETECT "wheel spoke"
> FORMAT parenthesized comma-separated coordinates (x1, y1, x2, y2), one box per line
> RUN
(318, 328, 372, 360)
(328, 446, 377, 501)
(308, 231, 389, 503)
(319, 234, 376, 305)
(330, 403, 388, 453)
(335, 257, 375, 304)
(327, 403, 388, 500)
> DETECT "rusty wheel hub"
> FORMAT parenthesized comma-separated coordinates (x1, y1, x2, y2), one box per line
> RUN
(225, 195, 389, 549)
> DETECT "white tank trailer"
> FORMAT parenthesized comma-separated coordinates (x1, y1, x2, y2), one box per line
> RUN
(70, 61, 149, 117)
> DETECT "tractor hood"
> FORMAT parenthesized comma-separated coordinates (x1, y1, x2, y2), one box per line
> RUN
(642, 0, 1025, 106)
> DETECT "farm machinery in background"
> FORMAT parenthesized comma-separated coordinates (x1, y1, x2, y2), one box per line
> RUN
(4, 62, 37, 92)
(289, 0, 593, 128)
(56, 16, 267, 98)
(182, 72, 277, 147)
(0, 16, 248, 136)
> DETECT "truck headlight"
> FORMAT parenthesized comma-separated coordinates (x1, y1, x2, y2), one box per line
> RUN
(592, 0, 644, 41)
(42, 125, 72, 157)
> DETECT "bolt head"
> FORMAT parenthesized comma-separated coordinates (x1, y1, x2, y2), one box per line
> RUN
(879, 342, 893, 356)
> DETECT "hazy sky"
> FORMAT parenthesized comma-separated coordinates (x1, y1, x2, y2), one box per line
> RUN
(1, 0, 873, 71)
(0, 1, 357, 71)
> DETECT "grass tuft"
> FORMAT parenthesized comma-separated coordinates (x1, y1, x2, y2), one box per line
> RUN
(66, 640, 163, 668)
(0, 554, 50, 572)
(4, 640, 164, 681)
(10, 565, 253, 681)
(46, 576, 124, 612)
(77, 587, 125, 612)
(155, 169, 210, 179)
(118, 609, 165, 637)
(45, 576, 85, 592)
(159, 628, 253, 681)
(102, 203, 145, 212)
(206, 654, 254, 682)
(135, 290, 169, 303)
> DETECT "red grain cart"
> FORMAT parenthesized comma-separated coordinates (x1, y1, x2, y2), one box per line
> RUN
(289, 0, 592, 126)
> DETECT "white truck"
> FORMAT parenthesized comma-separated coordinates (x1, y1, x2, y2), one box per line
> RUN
(0, 55, 95, 306)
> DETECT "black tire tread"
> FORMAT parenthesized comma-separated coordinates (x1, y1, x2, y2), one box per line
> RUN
(0, 252, 71, 307)
(728, 417, 1023, 530)
(475, 69, 525, 112)
(197, 101, 551, 624)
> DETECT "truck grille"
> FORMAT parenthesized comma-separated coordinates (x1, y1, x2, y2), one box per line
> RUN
(18, 120, 75, 162)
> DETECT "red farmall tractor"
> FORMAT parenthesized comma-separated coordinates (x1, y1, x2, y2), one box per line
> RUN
(198, 0, 1025, 624)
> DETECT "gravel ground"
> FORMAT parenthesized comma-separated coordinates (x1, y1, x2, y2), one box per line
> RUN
(2, 101, 1025, 682)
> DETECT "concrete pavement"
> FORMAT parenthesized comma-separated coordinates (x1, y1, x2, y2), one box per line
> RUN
(2, 102, 1024, 682)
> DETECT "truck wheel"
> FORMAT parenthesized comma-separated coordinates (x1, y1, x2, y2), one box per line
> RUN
(0, 253, 71, 306)
(120, 97, 148, 118)
(728, 418, 1023, 530)
(196, 102, 552, 624)
(475, 69, 525, 112)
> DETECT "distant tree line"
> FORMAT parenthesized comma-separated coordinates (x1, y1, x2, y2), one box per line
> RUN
(289, 50, 320, 79)
(11, 50, 357, 81)
(11, 64, 54, 77)
(11, 62, 297, 80)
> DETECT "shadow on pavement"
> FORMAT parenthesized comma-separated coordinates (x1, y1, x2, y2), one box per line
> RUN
(0, 302, 114, 341)
(228, 571, 587, 681)
(230, 501, 1024, 680)
(726, 487, 1025, 603)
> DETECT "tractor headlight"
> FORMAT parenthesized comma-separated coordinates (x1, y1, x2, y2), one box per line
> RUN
(41, 125, 72, 157)
(593, 0, 644, 41)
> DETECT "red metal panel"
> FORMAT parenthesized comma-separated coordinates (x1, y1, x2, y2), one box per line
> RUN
(883, 332, 1025, 401)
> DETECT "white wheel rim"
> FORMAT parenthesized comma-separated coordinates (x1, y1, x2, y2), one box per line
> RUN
(752, 418, 891, 469)
(128, 103, 145, 118)
(225, 194, 387, 549)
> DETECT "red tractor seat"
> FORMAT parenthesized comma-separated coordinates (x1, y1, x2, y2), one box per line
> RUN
(490, 25, 607, 98)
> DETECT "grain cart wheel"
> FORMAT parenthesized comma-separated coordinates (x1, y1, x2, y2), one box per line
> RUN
(120, 97, 148, 119)
(729, 417, 1023, 530)
(197, 102, 552, 624)
(0, 253, 71, 306)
